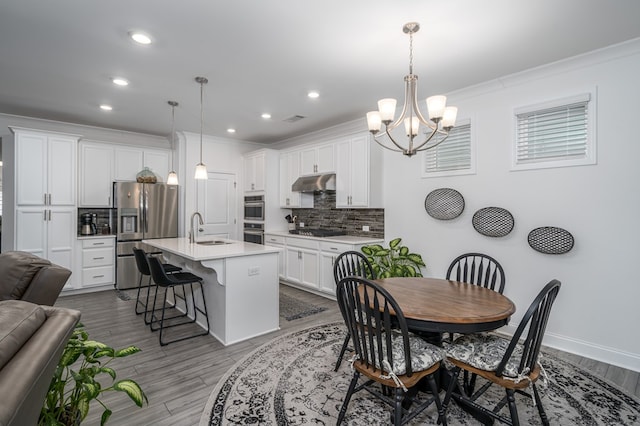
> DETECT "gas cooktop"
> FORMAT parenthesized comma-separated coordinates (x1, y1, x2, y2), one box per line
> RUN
(289, 229, 347, 238)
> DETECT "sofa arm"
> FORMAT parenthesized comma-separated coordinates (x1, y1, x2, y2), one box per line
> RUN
(0, 303, 80, 426)
(20, 265, 72, 306)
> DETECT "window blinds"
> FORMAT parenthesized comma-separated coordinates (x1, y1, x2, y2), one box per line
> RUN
(424, 123, 471, 173)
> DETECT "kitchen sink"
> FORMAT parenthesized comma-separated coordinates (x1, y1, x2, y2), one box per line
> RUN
(196, 240, 232, 246)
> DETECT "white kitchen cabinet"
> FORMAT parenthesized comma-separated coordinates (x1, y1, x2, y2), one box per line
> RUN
(279, 151, 313, 208)
(12, 128, 77, 206)
(264, 233, 286, 278)
(78, 142, 171, 207)
(114, 147, 170, 182)
(4, 128, 78, 288)
(79, 142, 114, 207)
(284, 237, 319, 288)
(300, 143, 335, 176)
(335, 133, 383, 208)
(114, 147, 144, 181)
(15, 207, 76, 287)
(80, 237, 115, 288)
(243, 150, 266, 192)
(319, 241, 370, 295)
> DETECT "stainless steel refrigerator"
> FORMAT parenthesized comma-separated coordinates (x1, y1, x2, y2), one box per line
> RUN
(113, 182, 179, 289)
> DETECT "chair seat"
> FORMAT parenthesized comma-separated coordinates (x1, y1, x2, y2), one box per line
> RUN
(162, 263, 182, 274)
(162, 271, 202, 286)
(445, 333, 531, 378)
(370, 330, 444, 375)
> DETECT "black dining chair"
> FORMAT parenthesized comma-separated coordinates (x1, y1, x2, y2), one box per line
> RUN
(446, 252, 506, 293)
(446, 252, 506, 394)
(333, 250, 376, 371)
(146, 255, 210, 346)
(132, 247, 183, 324)
(336, 276, 447, 426)
(442, 279, 561, 426)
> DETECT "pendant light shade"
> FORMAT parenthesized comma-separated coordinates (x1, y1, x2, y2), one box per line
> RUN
(166, 100, 179, 185)
(195, 76, 208, 180)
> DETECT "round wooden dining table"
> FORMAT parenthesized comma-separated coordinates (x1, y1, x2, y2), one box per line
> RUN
(372, 277, 516, 334)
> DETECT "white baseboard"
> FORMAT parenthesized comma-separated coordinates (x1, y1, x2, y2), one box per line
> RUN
(501, 324, 640, 373)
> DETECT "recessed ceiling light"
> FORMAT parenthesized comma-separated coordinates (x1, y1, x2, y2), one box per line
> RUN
(261, 113, 272, 119)
(227, 128, 236, 134)
(129, 31, 152, 45)
(307, 91, 320, 99)
(112, 77, 129, 86)
(100, 104, 113, 111)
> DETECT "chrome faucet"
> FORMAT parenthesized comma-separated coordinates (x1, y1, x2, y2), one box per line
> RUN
(190, 211, 204, 243)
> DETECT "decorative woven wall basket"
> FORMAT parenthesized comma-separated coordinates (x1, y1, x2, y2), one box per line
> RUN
(424, 188, 465, 220)
(472, 207, 514, 237)
(528, 226, 575, 254)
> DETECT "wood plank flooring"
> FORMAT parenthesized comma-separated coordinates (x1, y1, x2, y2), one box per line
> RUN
(54, 284, 639, 425)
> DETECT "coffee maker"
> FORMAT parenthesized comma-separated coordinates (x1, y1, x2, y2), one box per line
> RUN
(80, 213, 98, 235)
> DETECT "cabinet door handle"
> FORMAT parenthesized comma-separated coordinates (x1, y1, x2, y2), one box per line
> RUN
(93, 257, 104, 260)
(48, 193, 52, 205)
(93, 242, 105, 246)
(48, 210, 52, 221)
(93, 275, 105, 279)
(44, 193, 47, 205)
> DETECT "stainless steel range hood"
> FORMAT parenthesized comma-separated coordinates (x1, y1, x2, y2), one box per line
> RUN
(291, 173, 336, 192)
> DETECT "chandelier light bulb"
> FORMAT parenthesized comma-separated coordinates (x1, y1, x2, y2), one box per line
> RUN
(366, 111, 382, 132)
(426, 95, 447, 120)
(194, 163, 208, 179)
(378, 98, 397, 122)
(404, 116, 420, 136)
(442, 107, 458, 128)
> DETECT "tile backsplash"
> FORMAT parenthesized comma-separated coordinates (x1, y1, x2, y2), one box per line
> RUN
(291, 192, 384, 238)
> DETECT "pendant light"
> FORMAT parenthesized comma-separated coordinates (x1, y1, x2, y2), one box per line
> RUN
(194, 76, 208, 179)
(166, 100, 179, 185)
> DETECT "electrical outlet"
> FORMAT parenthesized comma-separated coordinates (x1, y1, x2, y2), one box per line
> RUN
(362, 225, 370, 232)
(248, 266, 260, 276)
(299, 222, 305, 228)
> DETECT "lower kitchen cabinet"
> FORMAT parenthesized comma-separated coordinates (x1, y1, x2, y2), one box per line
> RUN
(266, 232, 382, 298)
(79, 237, 115, 288)
(264, 234, 286, 277)
(285, 237, 319, 288)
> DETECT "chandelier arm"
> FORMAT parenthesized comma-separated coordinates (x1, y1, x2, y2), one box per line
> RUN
(384, 125, 412, 153)
(372, 132, 405, 153)
(412, 129, 450, 153)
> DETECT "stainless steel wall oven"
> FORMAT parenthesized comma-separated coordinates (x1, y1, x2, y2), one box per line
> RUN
(244, 195, 265, 221)
(243, 222, 264, 245)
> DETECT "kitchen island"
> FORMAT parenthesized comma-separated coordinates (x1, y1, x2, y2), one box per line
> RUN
(143, 237, 281, 346)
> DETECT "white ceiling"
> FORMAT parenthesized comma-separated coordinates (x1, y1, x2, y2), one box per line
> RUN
(1, 0, 639, 144)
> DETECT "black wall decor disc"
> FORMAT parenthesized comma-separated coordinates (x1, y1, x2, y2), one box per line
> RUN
(528, 226, 575, 254)
(424, 188, 465, 220)
(472, 207, 514, 237)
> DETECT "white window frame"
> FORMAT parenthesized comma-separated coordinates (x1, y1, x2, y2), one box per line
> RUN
(421, 118, 475, 178)
(511, 91, 597, 171)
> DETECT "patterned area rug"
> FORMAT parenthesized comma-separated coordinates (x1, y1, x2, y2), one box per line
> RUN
(200, 322, 640, 425)
(279, 293, 328, 321)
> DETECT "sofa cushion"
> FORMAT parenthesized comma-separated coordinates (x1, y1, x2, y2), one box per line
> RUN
(0, 251, 51, 301)
(0, 300, 47, 370)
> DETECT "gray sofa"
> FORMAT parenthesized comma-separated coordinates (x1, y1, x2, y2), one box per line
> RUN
(0, 251, 72, 306)
(0, 300, 81, 426)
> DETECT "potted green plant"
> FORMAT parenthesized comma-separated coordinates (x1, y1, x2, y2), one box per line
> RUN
(361, 237, 426, 278)
(39, 324, 148, 426)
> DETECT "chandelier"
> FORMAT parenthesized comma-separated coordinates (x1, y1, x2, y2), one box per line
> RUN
(366, 22, 457, 157)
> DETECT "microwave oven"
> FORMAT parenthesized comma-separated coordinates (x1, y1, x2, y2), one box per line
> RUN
(244, 195, 265, 221)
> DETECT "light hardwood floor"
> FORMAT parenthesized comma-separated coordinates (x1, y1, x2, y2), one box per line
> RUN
(54, 284, 639, 425)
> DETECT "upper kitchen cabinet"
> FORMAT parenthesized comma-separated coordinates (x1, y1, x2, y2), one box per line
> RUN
(300, 143, 335, 176)
(335, 133, 383, 208)
(10, 127, 78, 206)
(79, 142, 114, 207)
(243, 150, 266, 192)
(78, 142, 171, 207)
(279, 150, 313, 208)
(114, 147, 170, 182)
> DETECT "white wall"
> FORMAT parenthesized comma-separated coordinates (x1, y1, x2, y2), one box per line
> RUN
(383, 39, 640, 371)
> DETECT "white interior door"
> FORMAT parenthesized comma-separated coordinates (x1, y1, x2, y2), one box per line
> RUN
(197, 172, 237, 239)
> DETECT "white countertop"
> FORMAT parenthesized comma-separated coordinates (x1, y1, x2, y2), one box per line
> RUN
(264, 230, 384, 245)
(143, 237, 281, 261)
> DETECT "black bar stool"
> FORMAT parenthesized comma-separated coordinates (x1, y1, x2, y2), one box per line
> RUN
(132, 247, 183, 325)
(147, 255, 210, 346)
